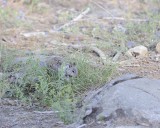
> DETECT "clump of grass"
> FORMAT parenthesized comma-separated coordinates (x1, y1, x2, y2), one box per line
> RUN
(1, 50, 115, 124)
(66, 53, 115, 92)
(24, 0, 48, 14)
(0, 7, 24, 28)
(0, 79, 9, 98)
(0, 45, 11, 98)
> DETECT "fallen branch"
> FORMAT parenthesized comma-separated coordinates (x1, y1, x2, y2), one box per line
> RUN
(20, 32, 47, 38)
(56, 7, 91, 31)
(33, 110, 73, 114)
(91, 1, 151, 23)
(33, 110, 59, 114)
(91, 46, 107, 64)
(91, 1, 113, 17)
(121, 64, 140, 67)
(102, 17, 149, 22)
(68, 44, 107, 64)
(112, 51, 122, 62)
(20, 30, 90, 42)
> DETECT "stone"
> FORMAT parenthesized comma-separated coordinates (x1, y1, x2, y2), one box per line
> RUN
(76, 124, 87, 128)
(148, 44, 156, 51)
(126, 45, 148, 57)
(0, 98, 19, 106)
(81, 74, 160, 127)
(156, 42, 160, 53)
(113, 24, 126, 33)
(126, 41, 136, 49)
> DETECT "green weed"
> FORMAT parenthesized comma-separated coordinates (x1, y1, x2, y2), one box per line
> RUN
(0, 7, 25, 28)
(1, 50, 115, 124)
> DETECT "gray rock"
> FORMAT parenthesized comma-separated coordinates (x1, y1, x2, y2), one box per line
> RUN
(113, 24, 127, 33)
(126, 41, 136, 49)
(126, 45, 148, 57)
(81, 75, 160, 127)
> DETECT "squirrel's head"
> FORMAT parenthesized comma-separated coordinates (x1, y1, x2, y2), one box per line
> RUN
(64, 62, 78, 78)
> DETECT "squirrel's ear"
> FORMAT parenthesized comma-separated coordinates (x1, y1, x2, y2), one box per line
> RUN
(68, 64, 72, 68)
(72, 62, 76, 66)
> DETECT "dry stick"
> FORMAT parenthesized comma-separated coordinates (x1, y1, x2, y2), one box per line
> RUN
(91, 1, 113, 17)
(21, 8, 90, 37)
(91, 46, 107, 64)
(102, 17, 149, 22)
(91, 1, 151, 22)
(68, 17, 150, 25)
(122, 64, 140, 67)
(112, 51, 122, 62)
(56, 7, 91, 31)
(68, 44, 107, 65)
(20, 32, 46, 38)
(33, 111, 59, 114)
(20, 16, 149, 38)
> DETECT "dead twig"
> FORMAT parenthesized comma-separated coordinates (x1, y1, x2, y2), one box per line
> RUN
(91, 1, 113, 17)
(91, 46, 107, 64)
(90, 0, 153, 23)
(122, 64, 140, 67)
(112, 51, 122, 62)
(68, 44, 107, 64)
(20, 32, 47, 38)
(56, 7, 91, 31)
(33, 110, 59, 114)
(102, 17, 149, 22)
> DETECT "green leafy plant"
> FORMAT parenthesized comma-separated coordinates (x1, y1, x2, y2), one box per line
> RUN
(1, 50, 115, 124)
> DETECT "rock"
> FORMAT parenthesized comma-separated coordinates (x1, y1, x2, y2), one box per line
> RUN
(150, 54, 160, 62)
(156, 42, 160, 53)
(0, 98, 19, 106)
(148, 44, 156, 51)
(126, 45, 148, 57)
(76, 124, 87, 128)
(113, 24, 126, 33)
(126, 41, 136, 49)
(81, 74, 160, 127)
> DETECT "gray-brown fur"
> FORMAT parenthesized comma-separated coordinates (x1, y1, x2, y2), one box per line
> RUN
(45, 56, 78, 80)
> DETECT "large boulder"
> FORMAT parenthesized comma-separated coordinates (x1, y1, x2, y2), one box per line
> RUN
(80, 74, 160, 127)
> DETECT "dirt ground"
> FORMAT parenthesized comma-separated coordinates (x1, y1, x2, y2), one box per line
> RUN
(0, 99, 66, 128)
(0, 0, 160, 128)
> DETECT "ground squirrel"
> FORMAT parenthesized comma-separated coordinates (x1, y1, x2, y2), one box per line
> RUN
(45, 56, 78, 80)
